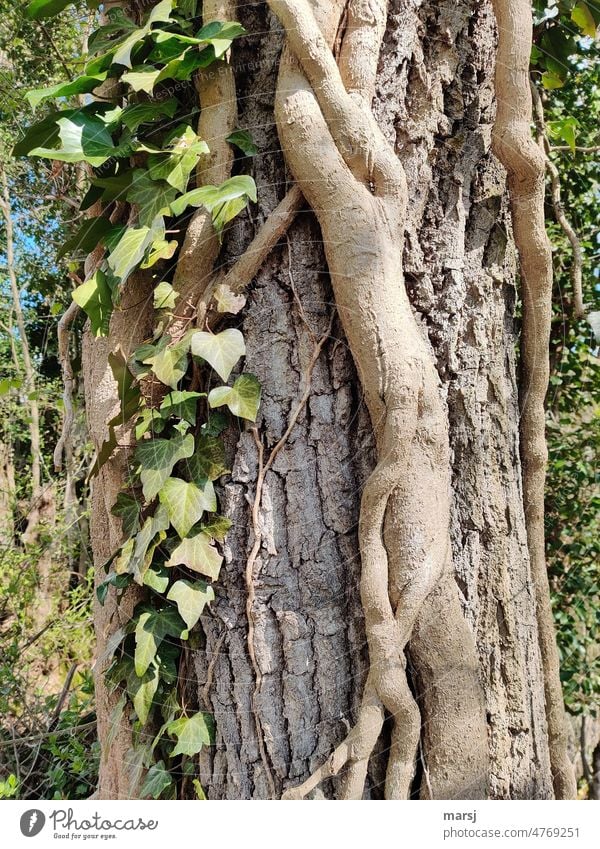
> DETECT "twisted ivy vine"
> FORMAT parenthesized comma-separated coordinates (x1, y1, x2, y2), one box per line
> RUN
(17, 0, 260, 799)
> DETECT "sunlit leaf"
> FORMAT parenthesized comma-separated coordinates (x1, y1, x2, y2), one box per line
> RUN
(166, 532, 223, 580)
(208, 373, 261, 422)
(191, 328, 246, 381)
(159, 477, 216, 537)
(166, 579, 214, 630)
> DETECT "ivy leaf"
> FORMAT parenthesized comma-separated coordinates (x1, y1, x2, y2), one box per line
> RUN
(159, 477, 216, 538)
(141, 237, 178, 268)
(184, 434, 228, 482)
(25, 0, 81, 20)
(135, 408, 165, 440)
(135, 432, 195, 501)
(108, 349, 140, 424)
(213, 282, 246, 315)
(108, 216, 164, 282)
(134, 611, 161, 677)
(126, 171, 178, 226)
(194, 20, 246, 57)
(134, 605, 187, 677)
(200, 515, 232, 542)
(143, 335, 191, 390)
(121, 66, 162, 93)
(160, 391, 203, 425)
(541, 70, 565, 90)
(121, 98, 178, 132)
(140, 760, 173, 799)
(166, 579, 214, 630)
(170, 175, 257, 234)
(29, 113, 116, 166)
(168, 712, 213, 757)
(72, 269, 113, 337)
(130, 665, 160, 725)
(97, 571, 132, 606)
(111, 0, 175, 69)
(572, 2, 598, 38)
(166, 532, 223, 580)
(202, 411, 228, 437)
(111, 492, 141, 537)
(154, 281, 177, 311)
(190, 328, 246, 381)
(143, 562, 170, 594)
(227, 129, 258, 156)
(208, 373, 261, 422)
(547, 116, 580, 154)
(122, 505, 170, 582)
(26, 72, 108, 110)
(58, 215, 120, 260)
(147, 125, 209, 193)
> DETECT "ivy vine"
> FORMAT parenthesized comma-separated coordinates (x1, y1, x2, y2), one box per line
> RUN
(17, 0, 260, 799)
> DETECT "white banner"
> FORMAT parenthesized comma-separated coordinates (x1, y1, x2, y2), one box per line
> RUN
(1, 800, 598, 848)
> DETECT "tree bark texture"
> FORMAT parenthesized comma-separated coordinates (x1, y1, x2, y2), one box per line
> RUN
(86, 0, 559, 799)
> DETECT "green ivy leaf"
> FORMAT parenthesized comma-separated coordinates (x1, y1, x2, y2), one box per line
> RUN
(200, 515, 232, 542)
(134, 605, 187, 677)
(170, 175, 257, 234)
(227, 129, 258, 156)
(168, 711, 213, 757)
(185, 434, 228, 482)
(142, 335, 191, 390)
(541, 70, 566, 90)
(108, 216, 164, 282)
(26, 73, 108, 110)
(122, 505, 170, 582)
(58, 215, 121, 260)
(547, 116, 580, 154)
(121, 98, 178, 132)
(135, 432, 195, 501)
(111, 0, 175, 69)
(166, 579, 214, 630)
(208, 373, 261, 422)
(130, 665, 159, 725)
(25, 0, 82, 20)
(571, 2, 598, 37)
(143, 562, 170, 595)
(72, 269, 113, 337)
(140, 760, 173, 799)
(121, 66, 162, 93)
(194, 19, 246, 57)
(147, 125, 209, 193)
(126, 171, 178, 226)
(159, 477, 216, 538)
(97, 571, 132, 606)
(135, 408, 165, 440)
(166, 532, 223, 580)
(111, 492, 141, 537)
(29, 113, 116, 166)
(160, 391, 203, 425)
(154, 281, 177, 311)
(190, 328, 246, 381)
(108, 349, 140, 424)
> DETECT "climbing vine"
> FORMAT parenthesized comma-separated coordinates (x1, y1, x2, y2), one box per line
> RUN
(17, 0, 260, 798)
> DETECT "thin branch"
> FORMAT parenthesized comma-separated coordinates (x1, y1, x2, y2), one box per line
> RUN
(54, 301, 81, 471)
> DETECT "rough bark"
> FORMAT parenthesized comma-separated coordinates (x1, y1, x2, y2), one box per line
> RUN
(187, 0, 556, 799)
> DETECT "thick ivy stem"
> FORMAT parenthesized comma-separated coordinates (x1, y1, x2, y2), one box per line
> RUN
(490, 0, 576, 800)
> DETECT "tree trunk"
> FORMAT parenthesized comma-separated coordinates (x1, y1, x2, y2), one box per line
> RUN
(86, 0, 565, 799)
